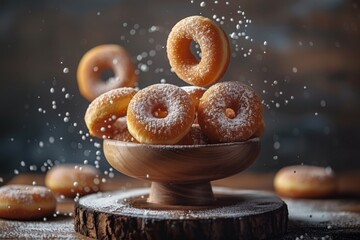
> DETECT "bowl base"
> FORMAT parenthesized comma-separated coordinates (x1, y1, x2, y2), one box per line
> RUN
(75, 187, 288, 240)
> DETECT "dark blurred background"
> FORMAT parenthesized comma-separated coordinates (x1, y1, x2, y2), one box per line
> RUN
(0, 0, 359, 178)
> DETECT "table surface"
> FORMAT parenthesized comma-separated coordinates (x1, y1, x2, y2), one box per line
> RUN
(1, 171, 359, 239)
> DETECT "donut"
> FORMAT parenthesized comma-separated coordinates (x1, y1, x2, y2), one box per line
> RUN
(274, 165, 337, 198)
(197, 81, 263, 143)
(77, 44, 138, 101)
(127, 84, 195, 144)
(177, 124, 208, 145)
(0, 185, 56, 220)
(45, 164, 102, 198)
(112, 117, 138, 143)
(85, 87, 137, 139)
(252, 117, 266, 138)
(167, 16, 230, 86)
(181, 86, 207, 112)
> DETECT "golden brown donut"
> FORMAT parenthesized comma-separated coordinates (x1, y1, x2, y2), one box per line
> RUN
(127, 84, 195, 144)
(197, 81, 263, 143)
(167, 16, 230, 86)
(252, 117, 266, 138)
(45, 164, 102, 198)
(181, 86, 207, 112)
(0, 185, 56, 220)
(112, 117, 138, 143)
(274, 165, 337, 198)
(85, 87, 137, 139)
(177, 124, 208, 145)
(77, 44, 138, 101)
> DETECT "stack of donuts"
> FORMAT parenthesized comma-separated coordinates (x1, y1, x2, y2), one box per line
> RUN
(80, 16, 264, 145)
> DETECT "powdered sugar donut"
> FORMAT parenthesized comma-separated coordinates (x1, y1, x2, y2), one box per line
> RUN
(85, 87, 137, 139)
(77, 44, 138, 101)
(274, 165, 337, 198)
(0, 185, 56, 220)
(181, 86, 207, 112)
(198, 82, 263, 143)
(127, 84, 195, 144)
(177, 124, 208, 145)
(112, 117, 138, 143)
(45, 164, 102, 198)
(167, 16, 230, 86)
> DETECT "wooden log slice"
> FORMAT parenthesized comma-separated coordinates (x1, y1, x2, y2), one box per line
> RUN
(74, 187, 288, 240)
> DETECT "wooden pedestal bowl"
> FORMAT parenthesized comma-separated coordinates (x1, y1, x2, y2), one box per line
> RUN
(75, 138, 288, 239)
(103, 138, 260, 206)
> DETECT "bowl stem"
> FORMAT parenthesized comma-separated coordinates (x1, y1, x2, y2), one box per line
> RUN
(147, 182, 215, 206)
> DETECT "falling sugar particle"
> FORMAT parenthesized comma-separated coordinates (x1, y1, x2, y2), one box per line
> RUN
(320, 100, 326, 107)
(20, 161, 26, 167)
(263, 41, 267, 46)
(200, 1, 206, 7)
(39, 141, 44, 147)
(50, 88, 55, 93)
(0, 178, 3, 183)
(64, 117, 69, 122)
(273, 141, 280, 150)
(63, 68, 69, 74)
(315, 112, 318, 116)
(97, 12, 101, 16)
(65, 93, 70, 99)
(14, 169, 19, 175)
(73, 181, 79, 187)
(292, 67, 298, 73)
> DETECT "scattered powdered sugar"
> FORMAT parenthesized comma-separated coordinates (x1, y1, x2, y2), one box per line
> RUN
(0, 218, 75, 239)
(79, 187, 284, 219)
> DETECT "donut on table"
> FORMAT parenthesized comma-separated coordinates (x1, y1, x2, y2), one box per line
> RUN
(85, 87, 137, 139)
(127, 84, 195, 144)
(0, 185, 56, 220)
(77, 44, 138, 101)
(274, 165, 337, 198)
(197, 81, 263, 143)
(167, 16, 230, 87)
(45, 164, 102, 198)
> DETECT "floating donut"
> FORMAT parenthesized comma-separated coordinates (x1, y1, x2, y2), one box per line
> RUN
(77, 44, 138, 101)
(167, 16, 230, 86)
(0, 185, 56, 220)
(45, 164, 102, 198)
(274, 165, 337, 198)
(197, 81, 263, 143)
(127, 84, 195, 144)
(85, 87, 137, 139)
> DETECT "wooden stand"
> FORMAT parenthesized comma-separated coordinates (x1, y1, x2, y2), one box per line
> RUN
(74, 187, 288, 240)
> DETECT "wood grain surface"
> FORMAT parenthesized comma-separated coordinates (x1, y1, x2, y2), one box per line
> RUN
(0, 172, 359, 239)
(74, 188, 288, 240)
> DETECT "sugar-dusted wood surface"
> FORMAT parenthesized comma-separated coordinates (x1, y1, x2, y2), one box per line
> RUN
(0, 171, 360, 239)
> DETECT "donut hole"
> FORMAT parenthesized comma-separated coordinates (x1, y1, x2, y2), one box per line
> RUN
(152, 105, 168, 118)
(100, 69, 116, 82)
(190, 41, 202, 61)
(225, 108, 236, 119)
